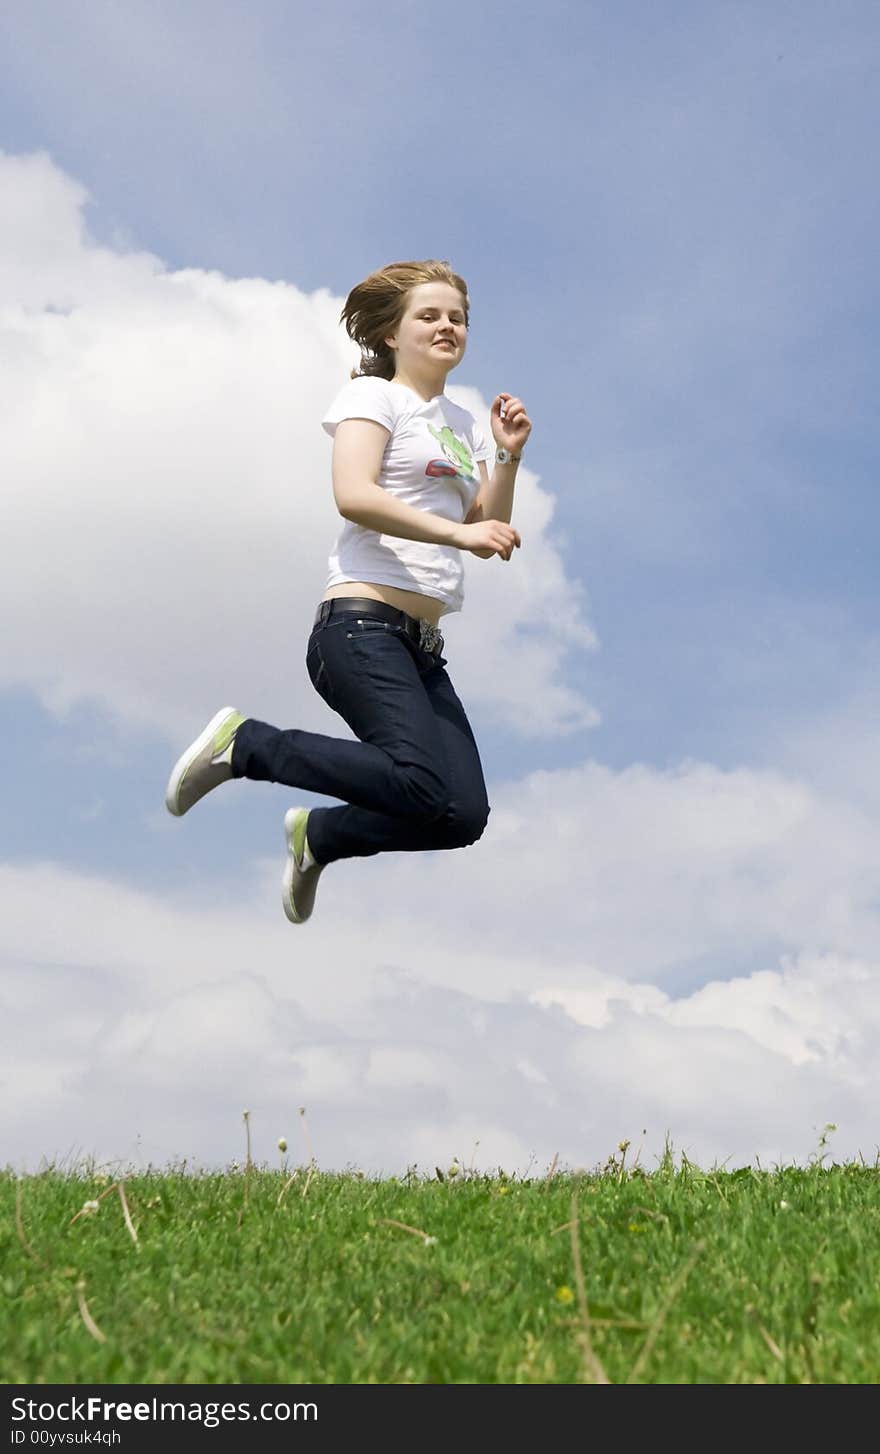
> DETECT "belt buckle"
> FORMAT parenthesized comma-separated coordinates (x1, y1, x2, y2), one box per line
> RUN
(419, 620, 444, 655)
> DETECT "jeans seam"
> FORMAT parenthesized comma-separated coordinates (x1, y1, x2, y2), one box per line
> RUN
(307, 640, 335, 710)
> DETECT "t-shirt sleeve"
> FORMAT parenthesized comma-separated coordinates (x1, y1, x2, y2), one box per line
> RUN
(470, 415, 494, 463)
(321, 376, 396, 437)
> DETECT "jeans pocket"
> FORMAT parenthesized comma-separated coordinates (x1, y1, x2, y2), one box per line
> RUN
(343, 617, 395, 639)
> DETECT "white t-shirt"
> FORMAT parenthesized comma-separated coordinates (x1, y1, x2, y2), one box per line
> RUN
(321, 375, 493, 616)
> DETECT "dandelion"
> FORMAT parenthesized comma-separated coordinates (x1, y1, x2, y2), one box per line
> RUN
(498, 1186, 510, 1196)
(82, 1200, 100, 1216)
(447, 1164, 459, 1178)
(555, 1285, 575, 1304)
(278, 1137, 288, 1154)
(779, 1200, 790, 1211)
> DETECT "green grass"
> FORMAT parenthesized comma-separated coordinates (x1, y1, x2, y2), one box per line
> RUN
(3, 1150, 880, 1384)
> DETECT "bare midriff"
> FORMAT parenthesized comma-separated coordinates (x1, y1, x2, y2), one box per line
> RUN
(322, 581, 444, 627)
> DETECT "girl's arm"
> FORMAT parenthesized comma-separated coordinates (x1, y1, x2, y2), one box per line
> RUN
(464, 458, 516, 525)
(464, 393, 532, 526)
(332, 419, 519, 558)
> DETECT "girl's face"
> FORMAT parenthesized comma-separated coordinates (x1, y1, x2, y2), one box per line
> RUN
(385, 281, 468, 374)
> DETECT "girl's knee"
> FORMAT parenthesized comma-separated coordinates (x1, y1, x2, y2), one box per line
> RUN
(401, 766, 453, 821)
(443, 799, 490, 849)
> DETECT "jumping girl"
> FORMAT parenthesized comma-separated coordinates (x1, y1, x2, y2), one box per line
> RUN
(165, 258, 532, 922)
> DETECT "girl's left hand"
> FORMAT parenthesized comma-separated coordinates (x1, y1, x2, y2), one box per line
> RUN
(491, 394, 532, 456)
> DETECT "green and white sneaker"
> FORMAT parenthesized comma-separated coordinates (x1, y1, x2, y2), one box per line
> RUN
(165, 707, 245, 817)
(283, 807, 324, 923)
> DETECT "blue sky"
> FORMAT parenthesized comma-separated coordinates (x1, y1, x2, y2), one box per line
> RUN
(4, 0, 879, 777)
(2, 1, 880, 1175)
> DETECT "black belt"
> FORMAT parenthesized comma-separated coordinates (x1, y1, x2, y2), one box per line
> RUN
(313, 597, 445, 654)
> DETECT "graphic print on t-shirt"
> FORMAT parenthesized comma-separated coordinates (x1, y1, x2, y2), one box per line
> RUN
(425, 424, 478, 483)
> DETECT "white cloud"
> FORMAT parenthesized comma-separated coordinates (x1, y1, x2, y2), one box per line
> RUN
(0, 149, 597, 740)
(367, 757, 880, 987)
(768, 666, 880, 817)
(3, 731, 880, 1175)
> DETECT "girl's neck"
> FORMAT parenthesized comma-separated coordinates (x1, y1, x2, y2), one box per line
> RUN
(390, 368, 446, 403)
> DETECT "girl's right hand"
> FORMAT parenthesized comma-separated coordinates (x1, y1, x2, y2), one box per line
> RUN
(456, 520, 522, 560)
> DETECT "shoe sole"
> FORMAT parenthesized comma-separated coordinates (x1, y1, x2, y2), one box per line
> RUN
(165, 706, 239, 817)
(283, 806, 308, 923)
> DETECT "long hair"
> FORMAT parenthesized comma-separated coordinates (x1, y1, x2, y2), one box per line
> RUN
(340, 260, 470, 381)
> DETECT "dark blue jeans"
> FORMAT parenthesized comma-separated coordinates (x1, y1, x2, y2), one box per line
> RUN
(231, 607, 490, 865)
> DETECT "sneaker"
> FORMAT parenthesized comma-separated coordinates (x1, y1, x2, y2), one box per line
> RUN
(282, 806, 324, 923)
(165, 707, 245, 817)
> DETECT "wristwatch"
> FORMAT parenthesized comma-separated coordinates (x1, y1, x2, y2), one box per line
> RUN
(495, 446, 521, 464)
